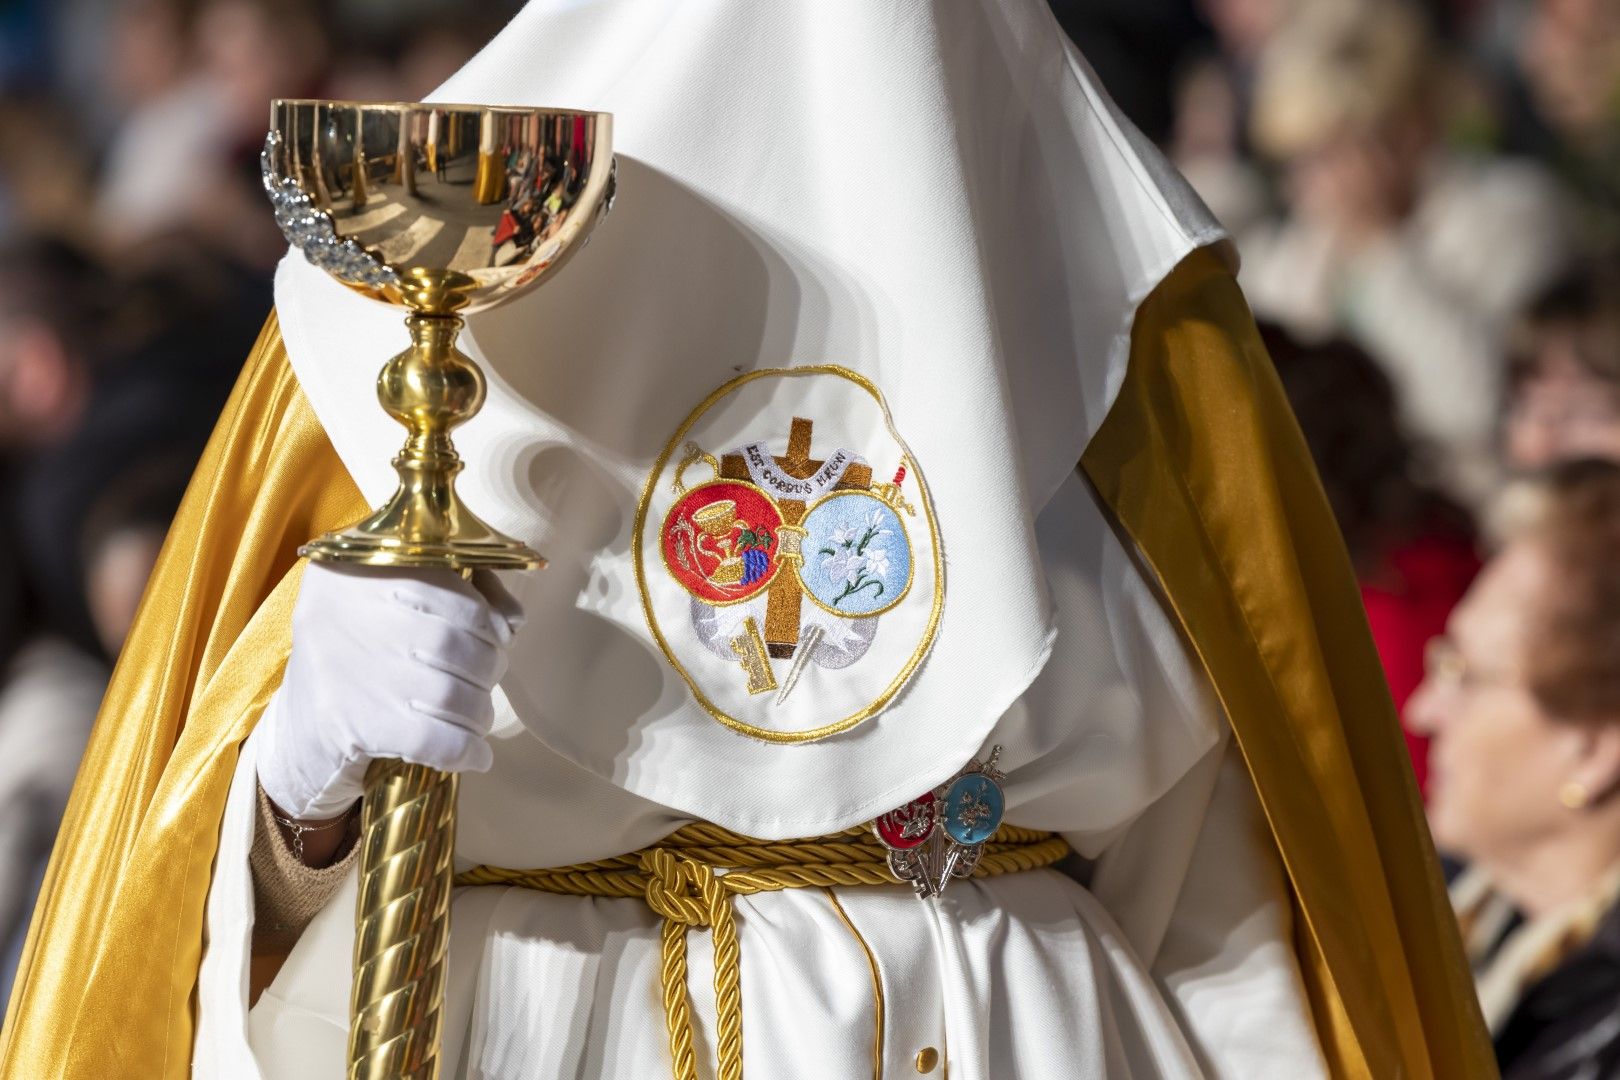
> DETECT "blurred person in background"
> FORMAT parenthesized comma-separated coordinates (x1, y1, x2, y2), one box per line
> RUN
(0, 237, 244, 654)
(1265, 322, 1479, 798)
(1516, 0, 1620, 244)
(1409, 458, 1620, 1078)
(1167, 0, 1301, 236)
(0, 237, 120, 648)
(96, 0, 327, 270)
(1240, 0, 1570, 506)
(1501, 258, 1620, 473)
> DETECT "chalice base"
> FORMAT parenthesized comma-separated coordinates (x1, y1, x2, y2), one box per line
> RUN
(300, 492, 546, 571)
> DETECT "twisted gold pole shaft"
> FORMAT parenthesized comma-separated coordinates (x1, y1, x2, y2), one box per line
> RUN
(348, 760, 459, 1079)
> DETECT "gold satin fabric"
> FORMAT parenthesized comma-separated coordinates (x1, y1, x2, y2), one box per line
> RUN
(0, 249, 1491, 1076)
(1081, 245, 1495, 1078)
(0, 315, 367, 1078)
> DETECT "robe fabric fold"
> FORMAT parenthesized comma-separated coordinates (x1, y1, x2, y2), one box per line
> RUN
(1, 248, 1491, 1077)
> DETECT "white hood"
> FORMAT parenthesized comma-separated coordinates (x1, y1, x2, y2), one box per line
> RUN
(273, 0, 1226, 836)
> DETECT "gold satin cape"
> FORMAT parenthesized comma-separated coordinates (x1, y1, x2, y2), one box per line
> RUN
(0, 246, 1494, 1078)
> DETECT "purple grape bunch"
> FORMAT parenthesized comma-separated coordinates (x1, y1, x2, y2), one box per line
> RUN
(736, 526, 774, 586)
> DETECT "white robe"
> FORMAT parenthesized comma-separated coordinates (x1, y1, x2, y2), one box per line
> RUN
(195, 473, 1327, 1078)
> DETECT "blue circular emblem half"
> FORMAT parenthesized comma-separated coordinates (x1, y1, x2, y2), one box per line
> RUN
(942, 774, 1004, 846)
(797, 491, 914, 618)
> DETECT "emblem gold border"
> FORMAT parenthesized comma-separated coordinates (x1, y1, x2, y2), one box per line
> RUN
(633, 365, 945, 744)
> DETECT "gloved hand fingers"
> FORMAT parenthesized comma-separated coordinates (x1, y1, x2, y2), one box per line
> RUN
(389, 712, 496, 774)
(271, 563, 514, 810)
(472, 570, 527, 635)
(398, 667, 498, 735)
(394, 615, 509, 689)
(408, 644, 509, 691)
(387, 572, 516, 648)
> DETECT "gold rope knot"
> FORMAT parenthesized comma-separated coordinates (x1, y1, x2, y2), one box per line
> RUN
(638, 846, 744, 1080)
(640, 847, 726, 928)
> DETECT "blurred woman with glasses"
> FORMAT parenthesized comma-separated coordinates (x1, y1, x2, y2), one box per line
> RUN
(1408, 457, 1620, 1079)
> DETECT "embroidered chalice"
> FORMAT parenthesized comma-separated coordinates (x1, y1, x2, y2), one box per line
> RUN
(690, 499, 748, 585)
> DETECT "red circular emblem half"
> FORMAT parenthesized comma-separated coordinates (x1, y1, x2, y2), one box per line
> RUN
(874, 793, 937, 851)
(660, 480, 785, 605)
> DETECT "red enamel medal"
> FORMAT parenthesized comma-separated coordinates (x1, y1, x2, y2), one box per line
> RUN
(874, 793, 937, 850)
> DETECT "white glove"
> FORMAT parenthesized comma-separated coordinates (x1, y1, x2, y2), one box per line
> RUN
(256, 562, 525, 819)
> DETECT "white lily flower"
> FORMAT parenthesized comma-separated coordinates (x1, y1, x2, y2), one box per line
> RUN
(824, 550, 866, 585)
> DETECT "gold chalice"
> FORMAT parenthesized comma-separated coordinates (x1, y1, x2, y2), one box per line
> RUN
(691, 500, 738, 538)
(262, 100, 614, 1079)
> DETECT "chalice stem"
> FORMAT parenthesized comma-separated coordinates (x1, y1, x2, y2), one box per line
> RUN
(349, 760, 457, 1079)
(300, 289, 545, 571)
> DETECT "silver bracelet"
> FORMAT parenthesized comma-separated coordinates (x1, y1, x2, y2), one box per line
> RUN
(272, 809, 352, 862)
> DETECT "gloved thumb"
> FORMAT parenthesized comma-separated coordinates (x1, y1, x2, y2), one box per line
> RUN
(471, 569, 527, 637)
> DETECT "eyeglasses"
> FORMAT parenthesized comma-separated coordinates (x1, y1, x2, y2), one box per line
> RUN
(1422, 637, 1517, 694)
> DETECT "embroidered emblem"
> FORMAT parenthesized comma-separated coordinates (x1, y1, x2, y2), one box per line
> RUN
(634, 366, 943, 743)
(875, 747, 1006, 899)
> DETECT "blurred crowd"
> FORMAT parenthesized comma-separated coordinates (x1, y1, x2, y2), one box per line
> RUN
(1057, 0, 1620, 1072)
(0, 0, 1614, 1074)
(0, 0, 521, 1006)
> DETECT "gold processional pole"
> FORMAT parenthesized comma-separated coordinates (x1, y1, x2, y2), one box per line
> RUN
(261, 100, 615, 1078)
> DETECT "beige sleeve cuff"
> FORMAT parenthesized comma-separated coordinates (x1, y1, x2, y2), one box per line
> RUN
(249, 784, 359, 952)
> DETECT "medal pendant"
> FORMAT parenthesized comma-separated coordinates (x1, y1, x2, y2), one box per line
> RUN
(873, 746, 1006, 899)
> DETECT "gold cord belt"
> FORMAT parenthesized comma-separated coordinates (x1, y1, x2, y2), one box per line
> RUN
(456, 821, 1070, 1080)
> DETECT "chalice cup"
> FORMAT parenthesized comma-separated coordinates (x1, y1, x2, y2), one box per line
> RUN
(691, 500, 745, 584)
(262, 99, 614, 1079)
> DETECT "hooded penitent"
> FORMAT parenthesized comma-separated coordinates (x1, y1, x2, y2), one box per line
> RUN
(3, 2, 1489, 1078)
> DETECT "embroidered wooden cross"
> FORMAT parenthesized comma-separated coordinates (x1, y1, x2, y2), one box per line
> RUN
(721, 417, 871, 658)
